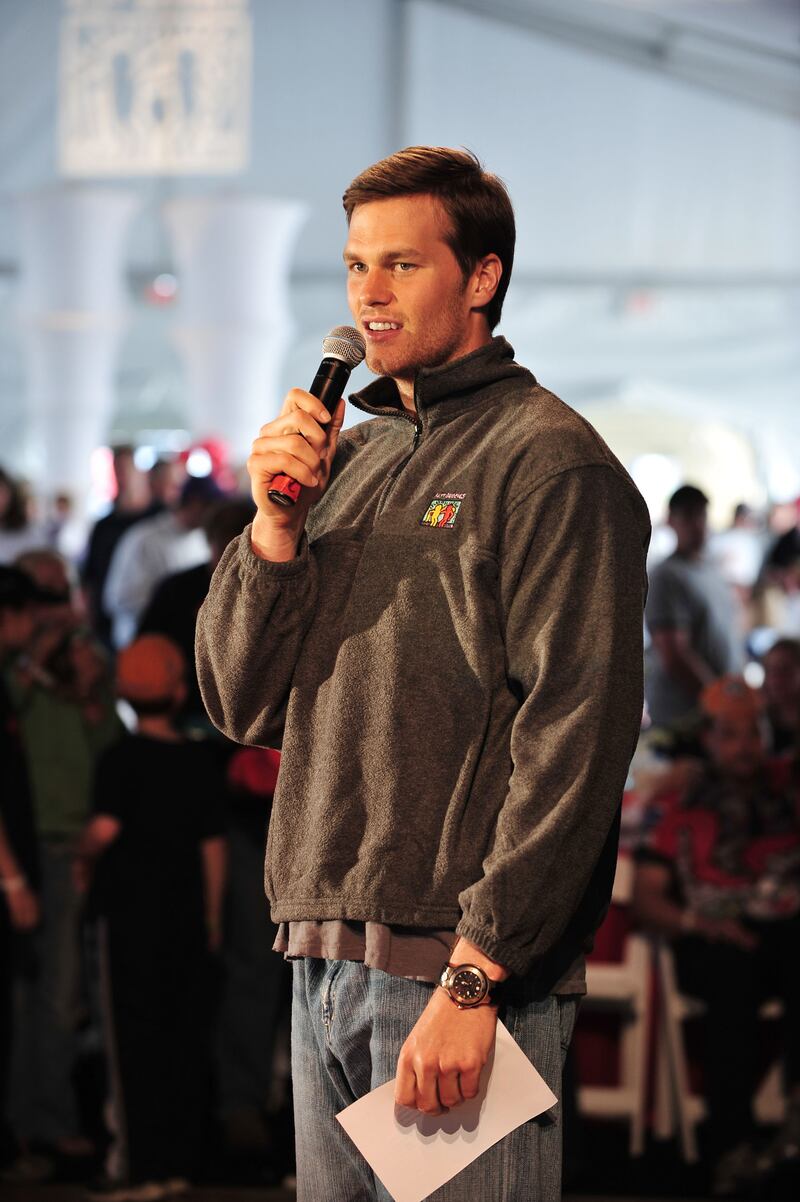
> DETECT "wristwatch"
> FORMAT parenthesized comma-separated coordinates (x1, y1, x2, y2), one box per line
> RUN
(438, 962, 504, 1009)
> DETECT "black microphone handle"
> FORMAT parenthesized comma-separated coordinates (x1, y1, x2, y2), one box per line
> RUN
(308, 355, 353, 410)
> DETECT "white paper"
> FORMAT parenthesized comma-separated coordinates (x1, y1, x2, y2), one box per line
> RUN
(335, 1020, 557, 1202)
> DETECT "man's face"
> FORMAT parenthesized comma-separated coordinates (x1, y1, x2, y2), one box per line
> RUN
(344, 195, 487, 385)
(704, 713, 767, 780)
(669, 505, 708, 555)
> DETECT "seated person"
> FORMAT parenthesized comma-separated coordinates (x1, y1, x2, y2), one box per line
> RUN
(633, 676, 800, 1197)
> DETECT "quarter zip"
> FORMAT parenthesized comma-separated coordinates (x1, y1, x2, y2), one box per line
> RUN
(388, 416, 421, 479)
(375, 410, 422, 519)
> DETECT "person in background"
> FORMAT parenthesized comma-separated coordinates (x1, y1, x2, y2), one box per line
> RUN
(4, 551, 121, 1173)
(75, 634, 227, 1202)
(103, 475, 222, 649)
(708, 502, 764, 595)
(756, 523, 800, 639)
(762, 637, 800, 755)
(146, 458, 185, 511)
(645, 485, 743, 728)
(0, 568, 41, 1178)
(138, 495, 255, 730)
(217, 745, 291, 1179)
(42, 493, 76, 559)
(633, 676, 800, 1196)
(81, 448, 154, 646)
(0, 468, 44, 565)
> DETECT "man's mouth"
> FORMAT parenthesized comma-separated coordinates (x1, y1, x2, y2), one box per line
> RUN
(364, 321, 402, 332)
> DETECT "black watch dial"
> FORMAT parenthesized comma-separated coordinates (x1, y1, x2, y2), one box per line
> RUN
(451, 967, 487, 1004)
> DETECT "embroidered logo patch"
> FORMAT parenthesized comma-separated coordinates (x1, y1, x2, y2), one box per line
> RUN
(419, 493, 465, 529)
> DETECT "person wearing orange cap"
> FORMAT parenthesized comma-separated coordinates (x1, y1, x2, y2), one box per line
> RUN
(633, 675, 800, 1195)
(74, 635, 227, 1202)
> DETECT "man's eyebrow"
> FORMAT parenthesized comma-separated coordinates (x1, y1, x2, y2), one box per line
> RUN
(343, 246, 425, 263)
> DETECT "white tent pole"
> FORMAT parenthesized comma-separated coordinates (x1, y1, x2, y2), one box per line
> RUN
(163, 195, 307, 466)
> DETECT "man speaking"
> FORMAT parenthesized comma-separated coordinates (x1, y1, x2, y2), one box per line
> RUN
(196, 147, 650, 1201)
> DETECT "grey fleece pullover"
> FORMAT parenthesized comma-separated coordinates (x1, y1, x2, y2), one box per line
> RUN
(196, 338, 650, 986)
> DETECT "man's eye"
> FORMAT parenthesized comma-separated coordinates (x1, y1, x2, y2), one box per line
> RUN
(349, 262, 366, 273)
(395, 262, 415, 272)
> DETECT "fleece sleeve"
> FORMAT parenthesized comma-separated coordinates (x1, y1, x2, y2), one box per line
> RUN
(195, 525, 319, 747)
(455, 463, 649, 976)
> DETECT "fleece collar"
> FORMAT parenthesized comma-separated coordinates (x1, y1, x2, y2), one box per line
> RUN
(349, 336, 534, 427)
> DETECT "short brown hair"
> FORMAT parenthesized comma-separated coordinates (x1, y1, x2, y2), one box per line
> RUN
(343, 147, 515, 331)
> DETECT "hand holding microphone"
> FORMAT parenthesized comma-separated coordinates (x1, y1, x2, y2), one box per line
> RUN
(246, 326, 366, 562)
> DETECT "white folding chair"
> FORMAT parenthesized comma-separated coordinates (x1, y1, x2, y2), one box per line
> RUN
(653, 940, 785, 1163)
(579, 855, 654, 1157)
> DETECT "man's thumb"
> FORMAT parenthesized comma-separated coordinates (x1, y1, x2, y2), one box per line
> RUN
(326, 397, 347, 457)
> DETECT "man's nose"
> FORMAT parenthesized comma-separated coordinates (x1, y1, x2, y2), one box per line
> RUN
(358, 268, 394, 307)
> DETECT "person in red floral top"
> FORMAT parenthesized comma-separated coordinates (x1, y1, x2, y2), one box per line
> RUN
(634, 675, 800, 1196)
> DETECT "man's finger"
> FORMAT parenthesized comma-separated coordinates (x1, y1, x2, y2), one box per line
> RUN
(281, 388, 331, 423)
(329, 396, 346, 432)
(416, 1063, 445, 1115)
(437, 1068, 464, 1110)
(251, 416, 327, 457)
(458, 1065, 482, 1101)
(247, 448, 320, 490)
(322, 397, 346, 466)
(394, 1056, 417, 1109)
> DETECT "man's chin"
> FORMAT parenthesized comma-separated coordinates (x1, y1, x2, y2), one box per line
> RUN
(365, 349, 409, 380)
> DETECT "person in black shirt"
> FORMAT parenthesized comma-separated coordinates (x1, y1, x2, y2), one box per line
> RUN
(75, 634, 226, 1201)
(137, 496, 255, 729)
(0, 568, 41, 1172)
(82, 454, 184, 647)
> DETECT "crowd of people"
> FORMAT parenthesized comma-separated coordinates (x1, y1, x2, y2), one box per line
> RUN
(1, 451, 800, 1200)
(630, 484, 800, 1197)
(0, 453, 290, 1200)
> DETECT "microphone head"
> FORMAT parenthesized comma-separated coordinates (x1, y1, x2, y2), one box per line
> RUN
(322, 326, 366, 369)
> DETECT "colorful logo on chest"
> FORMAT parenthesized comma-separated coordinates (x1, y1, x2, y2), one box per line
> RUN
(420, 493, 465, 529)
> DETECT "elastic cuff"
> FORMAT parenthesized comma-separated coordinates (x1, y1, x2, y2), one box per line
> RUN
(240, 525, 312, 580)
(455, 918, 527, 978)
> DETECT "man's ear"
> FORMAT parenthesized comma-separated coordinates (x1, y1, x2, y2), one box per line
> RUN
(469, 253, 502, 312)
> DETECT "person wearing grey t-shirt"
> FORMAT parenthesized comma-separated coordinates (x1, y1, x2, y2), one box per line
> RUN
(645, 485, 743, 726)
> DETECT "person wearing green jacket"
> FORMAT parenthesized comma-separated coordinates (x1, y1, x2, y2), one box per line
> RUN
(5, 552, 121, 1168)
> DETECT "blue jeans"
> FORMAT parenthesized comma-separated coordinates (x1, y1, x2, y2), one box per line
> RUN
(292, 959, 577, 1202)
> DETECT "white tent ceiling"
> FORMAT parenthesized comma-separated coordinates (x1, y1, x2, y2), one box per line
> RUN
(0, 0, 797, 507)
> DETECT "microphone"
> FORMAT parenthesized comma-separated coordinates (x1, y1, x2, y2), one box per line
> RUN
(267, 326, 366, 507)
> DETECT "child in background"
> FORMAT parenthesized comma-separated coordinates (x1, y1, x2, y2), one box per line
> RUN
(633, 676, 800, 1197)
(75, 634, 227, 1202)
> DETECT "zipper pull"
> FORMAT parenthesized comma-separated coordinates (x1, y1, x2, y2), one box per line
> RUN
(388, 421, 422, 480)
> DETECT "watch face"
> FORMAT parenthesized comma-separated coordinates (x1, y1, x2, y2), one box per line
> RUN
(451, 968, 487, 1004)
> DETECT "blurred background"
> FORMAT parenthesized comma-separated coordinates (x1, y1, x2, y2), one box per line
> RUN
(1, 0, 798, 529)
(0, 2, 799, 1200)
